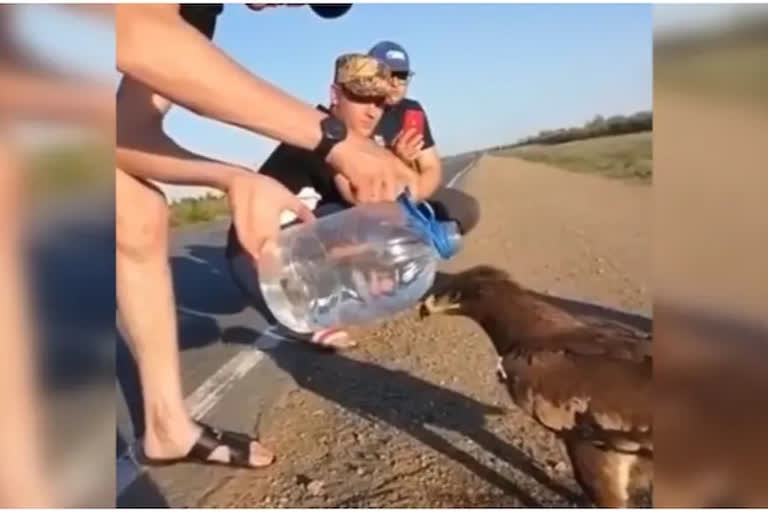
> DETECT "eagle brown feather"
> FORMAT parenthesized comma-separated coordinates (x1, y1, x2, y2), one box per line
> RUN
(421, 265, 653, 507)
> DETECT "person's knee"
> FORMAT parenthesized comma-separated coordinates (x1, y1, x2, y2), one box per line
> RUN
(226, 235, 279, 323)
(455, 192, 480, 234)
(430, 187, 480, 235)
(227, 243, 261, 299)
(116, 169, 170, 261)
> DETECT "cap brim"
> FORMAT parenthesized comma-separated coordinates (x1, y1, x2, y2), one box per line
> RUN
(309, 4, 352, 18)
(388, 63, 411, 73)
(339, 84, 389, 101)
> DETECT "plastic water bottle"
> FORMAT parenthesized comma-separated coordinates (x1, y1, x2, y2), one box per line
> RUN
(257, 191, 461, 333)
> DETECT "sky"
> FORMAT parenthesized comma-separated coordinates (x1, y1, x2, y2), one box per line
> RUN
(165, 3, 653, 167)
(13, 3, 652, 198)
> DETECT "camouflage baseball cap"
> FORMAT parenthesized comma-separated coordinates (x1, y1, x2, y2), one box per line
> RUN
(334, 53, 392, 98)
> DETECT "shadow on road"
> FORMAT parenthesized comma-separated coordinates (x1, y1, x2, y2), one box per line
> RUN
(116, 432, 170, 508)
(253, 337, 584, 506)
(172, 242, 253, 347)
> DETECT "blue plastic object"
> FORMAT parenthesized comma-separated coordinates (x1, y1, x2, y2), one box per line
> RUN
(396, 189, 460, 260)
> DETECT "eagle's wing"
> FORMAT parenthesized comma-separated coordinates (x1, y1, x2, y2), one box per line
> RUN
(545, 326, 652, 363)
(502, 327, 652, 453)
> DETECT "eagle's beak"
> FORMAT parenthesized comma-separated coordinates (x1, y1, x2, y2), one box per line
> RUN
(419, 293, 460, 319)
(419, 294, 436, 320)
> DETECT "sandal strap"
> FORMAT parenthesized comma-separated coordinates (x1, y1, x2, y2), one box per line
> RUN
(188, 423, 254, 466)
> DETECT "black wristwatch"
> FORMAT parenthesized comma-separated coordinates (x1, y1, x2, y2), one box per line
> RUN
(314, 115, 347, 161)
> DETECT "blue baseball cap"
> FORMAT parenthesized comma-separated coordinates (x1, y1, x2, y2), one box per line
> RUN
(368, 40, 411, 73)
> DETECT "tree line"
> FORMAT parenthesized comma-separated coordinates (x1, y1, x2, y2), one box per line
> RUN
(491, 110, 652, 151)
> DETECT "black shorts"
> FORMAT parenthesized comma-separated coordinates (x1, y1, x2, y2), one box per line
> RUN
(179, 4, 223, 39)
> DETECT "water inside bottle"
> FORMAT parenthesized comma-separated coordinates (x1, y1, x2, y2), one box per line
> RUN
(259, 229, 338, 333)
(260, 222, 439, 333)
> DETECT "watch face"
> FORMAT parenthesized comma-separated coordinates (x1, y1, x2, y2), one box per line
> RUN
(323, 116, 347, 141)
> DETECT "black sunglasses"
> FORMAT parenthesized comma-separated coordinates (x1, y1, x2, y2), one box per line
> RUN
(391, 71, 413, 81)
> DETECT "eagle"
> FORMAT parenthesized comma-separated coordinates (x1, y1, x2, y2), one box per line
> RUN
(419, 265, 652, 507)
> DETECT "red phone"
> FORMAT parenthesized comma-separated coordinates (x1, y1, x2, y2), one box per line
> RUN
(403, 109, 425, 136)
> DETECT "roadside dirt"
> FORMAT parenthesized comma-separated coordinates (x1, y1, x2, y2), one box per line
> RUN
(197, 154, 651, 507)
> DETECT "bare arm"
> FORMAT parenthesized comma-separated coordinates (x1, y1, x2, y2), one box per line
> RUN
(390, 129, 442, 200)
(414, 146, 442, 199)
(116, 4, 325, 153)
(116, 76, 248, 192)
(116, 76, 318, 260)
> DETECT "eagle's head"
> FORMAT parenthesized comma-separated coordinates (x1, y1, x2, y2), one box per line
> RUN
(419, 265, 520, 320)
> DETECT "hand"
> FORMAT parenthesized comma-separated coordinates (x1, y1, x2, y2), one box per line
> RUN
(392, 128, 424, 163)
(334, 165, 420, 204)
(327, 131, 411, 203)
(226, 170, 315, 260)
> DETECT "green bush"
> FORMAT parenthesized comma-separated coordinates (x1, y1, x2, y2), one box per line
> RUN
(495, 132, 652, 183)
(27, 140, 111, 197)
(496, 110, 652, 151)
(170, 193, 229, 227)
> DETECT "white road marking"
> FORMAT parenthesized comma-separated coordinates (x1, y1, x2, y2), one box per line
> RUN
(117, 339, 272, 499)
(184, 346, 266, 420)
(116, 448, 141, 498)
(446, 156, 479, 188)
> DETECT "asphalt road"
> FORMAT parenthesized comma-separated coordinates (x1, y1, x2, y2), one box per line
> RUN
(116, 152, 479, 506)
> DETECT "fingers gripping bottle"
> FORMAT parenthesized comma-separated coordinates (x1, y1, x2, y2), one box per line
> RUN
(257, 191, 461, 333)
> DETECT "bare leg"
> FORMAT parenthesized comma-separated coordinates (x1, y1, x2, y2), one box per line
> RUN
(116, 167, 273, 466)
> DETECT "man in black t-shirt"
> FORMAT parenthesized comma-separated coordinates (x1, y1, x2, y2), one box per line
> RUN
(254, 54, 393, 213)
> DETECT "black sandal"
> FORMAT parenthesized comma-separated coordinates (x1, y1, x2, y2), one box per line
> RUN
(139, 422, 273, 469)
